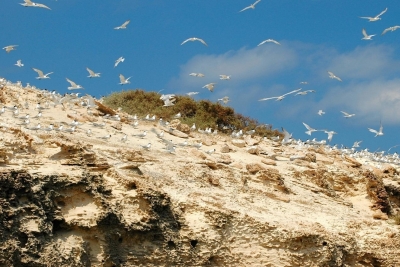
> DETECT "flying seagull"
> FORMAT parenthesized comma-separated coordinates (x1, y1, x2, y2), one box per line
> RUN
(258, 39, 280, 46)
(382, 26, 400, 35)
(340, 111, 355, 118)
(258, 88, 301, 101)
(368, 121, 384, 137)
(202, 83, 216, 92)
(119, 74, 131, 85)
(114, 56, 125, 67)
(352, 141, 362, 148)
(189, 73, 205, 77)
(32, 68, 53, 79)
(186, 92, 199, 96)
(66, 78, 84, 90)
(318, 110, 325, 116)
(114, 20, 130, 30)
(15, 60, 24, 67)
(181, 37, 208, 46)
(362, 28, 376, 40)
(20, 0, 51, 10)
(302, 122, 319, 136)
(86, 67, 100, 78)
(219, 75, 231, 80)
(3, 45, 18, 53)
(239, 0, 261, 12)
(324, 130, 337, 142)
(218, 96, 230, 104)
(295, 90, 315, 96)
(328, 71, 342, 82)
(360, 7, 387, 22)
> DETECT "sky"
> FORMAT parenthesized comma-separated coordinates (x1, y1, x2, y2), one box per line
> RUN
(1, 0, 400, 152)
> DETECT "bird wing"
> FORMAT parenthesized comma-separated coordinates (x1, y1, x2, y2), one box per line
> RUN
(181, 38, 190, 45)
(302, 122, 312, 131)
(376, 7, 387, 18)
(362, 28, 368, 38)
(121, 20, 130, 27)
(382, 27, 391, 35)
(66, 78, 77, 87)
(341, 111, 349, 116)
(257, 40, 267, 46)
(86, 67, 95, 76)
(119, 74, 126, 83)
(32, 68, 44, 77)
(335, 75, 342, 82)
(258, 96, 278, 101)
(239, 6, 251, 12)
(24, 0, 33, 4)
(282, 88, 302, 96)
(253, 0, 261, 6)
(36, 3, 51, 10)
(198, 38, 208, 46)
(379, 122, 383, 133)
(327, 71, 334, 77)
(368, 128, 378, 134)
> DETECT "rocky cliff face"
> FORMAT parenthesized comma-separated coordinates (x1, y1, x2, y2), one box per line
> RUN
(0, 83, 399, 266)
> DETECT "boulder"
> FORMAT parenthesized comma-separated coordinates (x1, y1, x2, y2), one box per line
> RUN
(231, 139, 246, 148)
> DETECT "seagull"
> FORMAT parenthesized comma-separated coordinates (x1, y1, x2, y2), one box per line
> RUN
(362, 28, 376, 40)
(119, 74, 131, 85)
(114, 20, 130, 30)
(206, 148, 216, 155)
(114, 56, 125, 67)
(258, 88, 301, 101)
(186, 92, 199, 96)
(368, 122, 384, 137)
(360, 7, 387, 22)
(173, 112, 181, 119)
(318, 110, 325, 116)
(217, 96, 230, 104)
(141, 143, 151, 150)
(352, 141, 362, 148)
(381, 26, 400, 35)
(239, 0, 261, 12)
(324, 130, 337, 142)
(281, 127, 292, 145)
(3, 45, 18, 53)
(32, 68, 53, 79)
(66, 78, 84, 90)
(300, 81, 308, 84)
(26, 123, 41, 131)
(20, 0, 51, 10)
(98, 134, 111, 140)
(189, 73, 205, 77)
(257, 39, 280, 46)
(86, 67, 101, 78)
(219, 75, 231, 80)
(63, 126, 76, 133)
(15, 60, 24, 67)
(181, 37, 208, 46)
(328, 71, 342, 82)
(341, 111, 355, 118)
(134, 131, 147, 138)
(42, 124, 53, 132)
(203, 83, 216, 92)
(295, 90, 315, 96)
(150, 128, 164, 138)
(302, 122, 319, 136)
(191, 123, 196, 131)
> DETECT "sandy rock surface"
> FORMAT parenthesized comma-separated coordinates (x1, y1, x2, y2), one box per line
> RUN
(0, 84, 399, 266)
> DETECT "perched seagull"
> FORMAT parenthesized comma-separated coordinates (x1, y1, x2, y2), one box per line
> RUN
(324, 130, 337, 142)
(368, 122, 384, 137)
(281, 127, 292, 145)
(217, 96, 230, 104)
(203, 83, 216, 92)
(114, 20, 130, 30)
(360, 7, 387, 22)
(186, 92, 199, 96)
(66, 78, 84, 90)
(352, 141, 362, 148)
(219, 75, 231, 80)
(258, 39, 280, 46)
(86, 67, 100, 78)
(20, 0, 51, 9)
(3, 45, 18, 53)
(98, 134, 112, 140)
(114, 56, 125, 67)
(119, 74, 131, 85)
(381, 26, 400, 35)
(362, 28, 376, 40)
(15, 60, 24, 67)
(341, 111, 355, 118)
(134, 131, 147, 139)
(173, 112, 181, 119)
(239, 0, 261, 12)
(295, 90, 315, 96)
(189, 73, 205, 77)
(328, 71, 342, 82)
(191, 123, 196, 131)
(318, 110, 325, 116)
(303, 122, 319, 136)
(32, 68, 53, 79)
(141, 143, 151, 150)
(258, 88, 301, 101)
(181, 37, 208, 46)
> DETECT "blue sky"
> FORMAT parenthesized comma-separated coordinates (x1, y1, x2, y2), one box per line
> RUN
(1, 0, 400, 152)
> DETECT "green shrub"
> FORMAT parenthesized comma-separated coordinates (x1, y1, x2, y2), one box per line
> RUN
(103, 89, 283, 138)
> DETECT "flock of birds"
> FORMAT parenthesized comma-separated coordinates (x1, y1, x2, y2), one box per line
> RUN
(2, 2, 400, 167)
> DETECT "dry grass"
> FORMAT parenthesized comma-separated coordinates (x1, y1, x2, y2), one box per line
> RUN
(103, 89, 283, 138)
